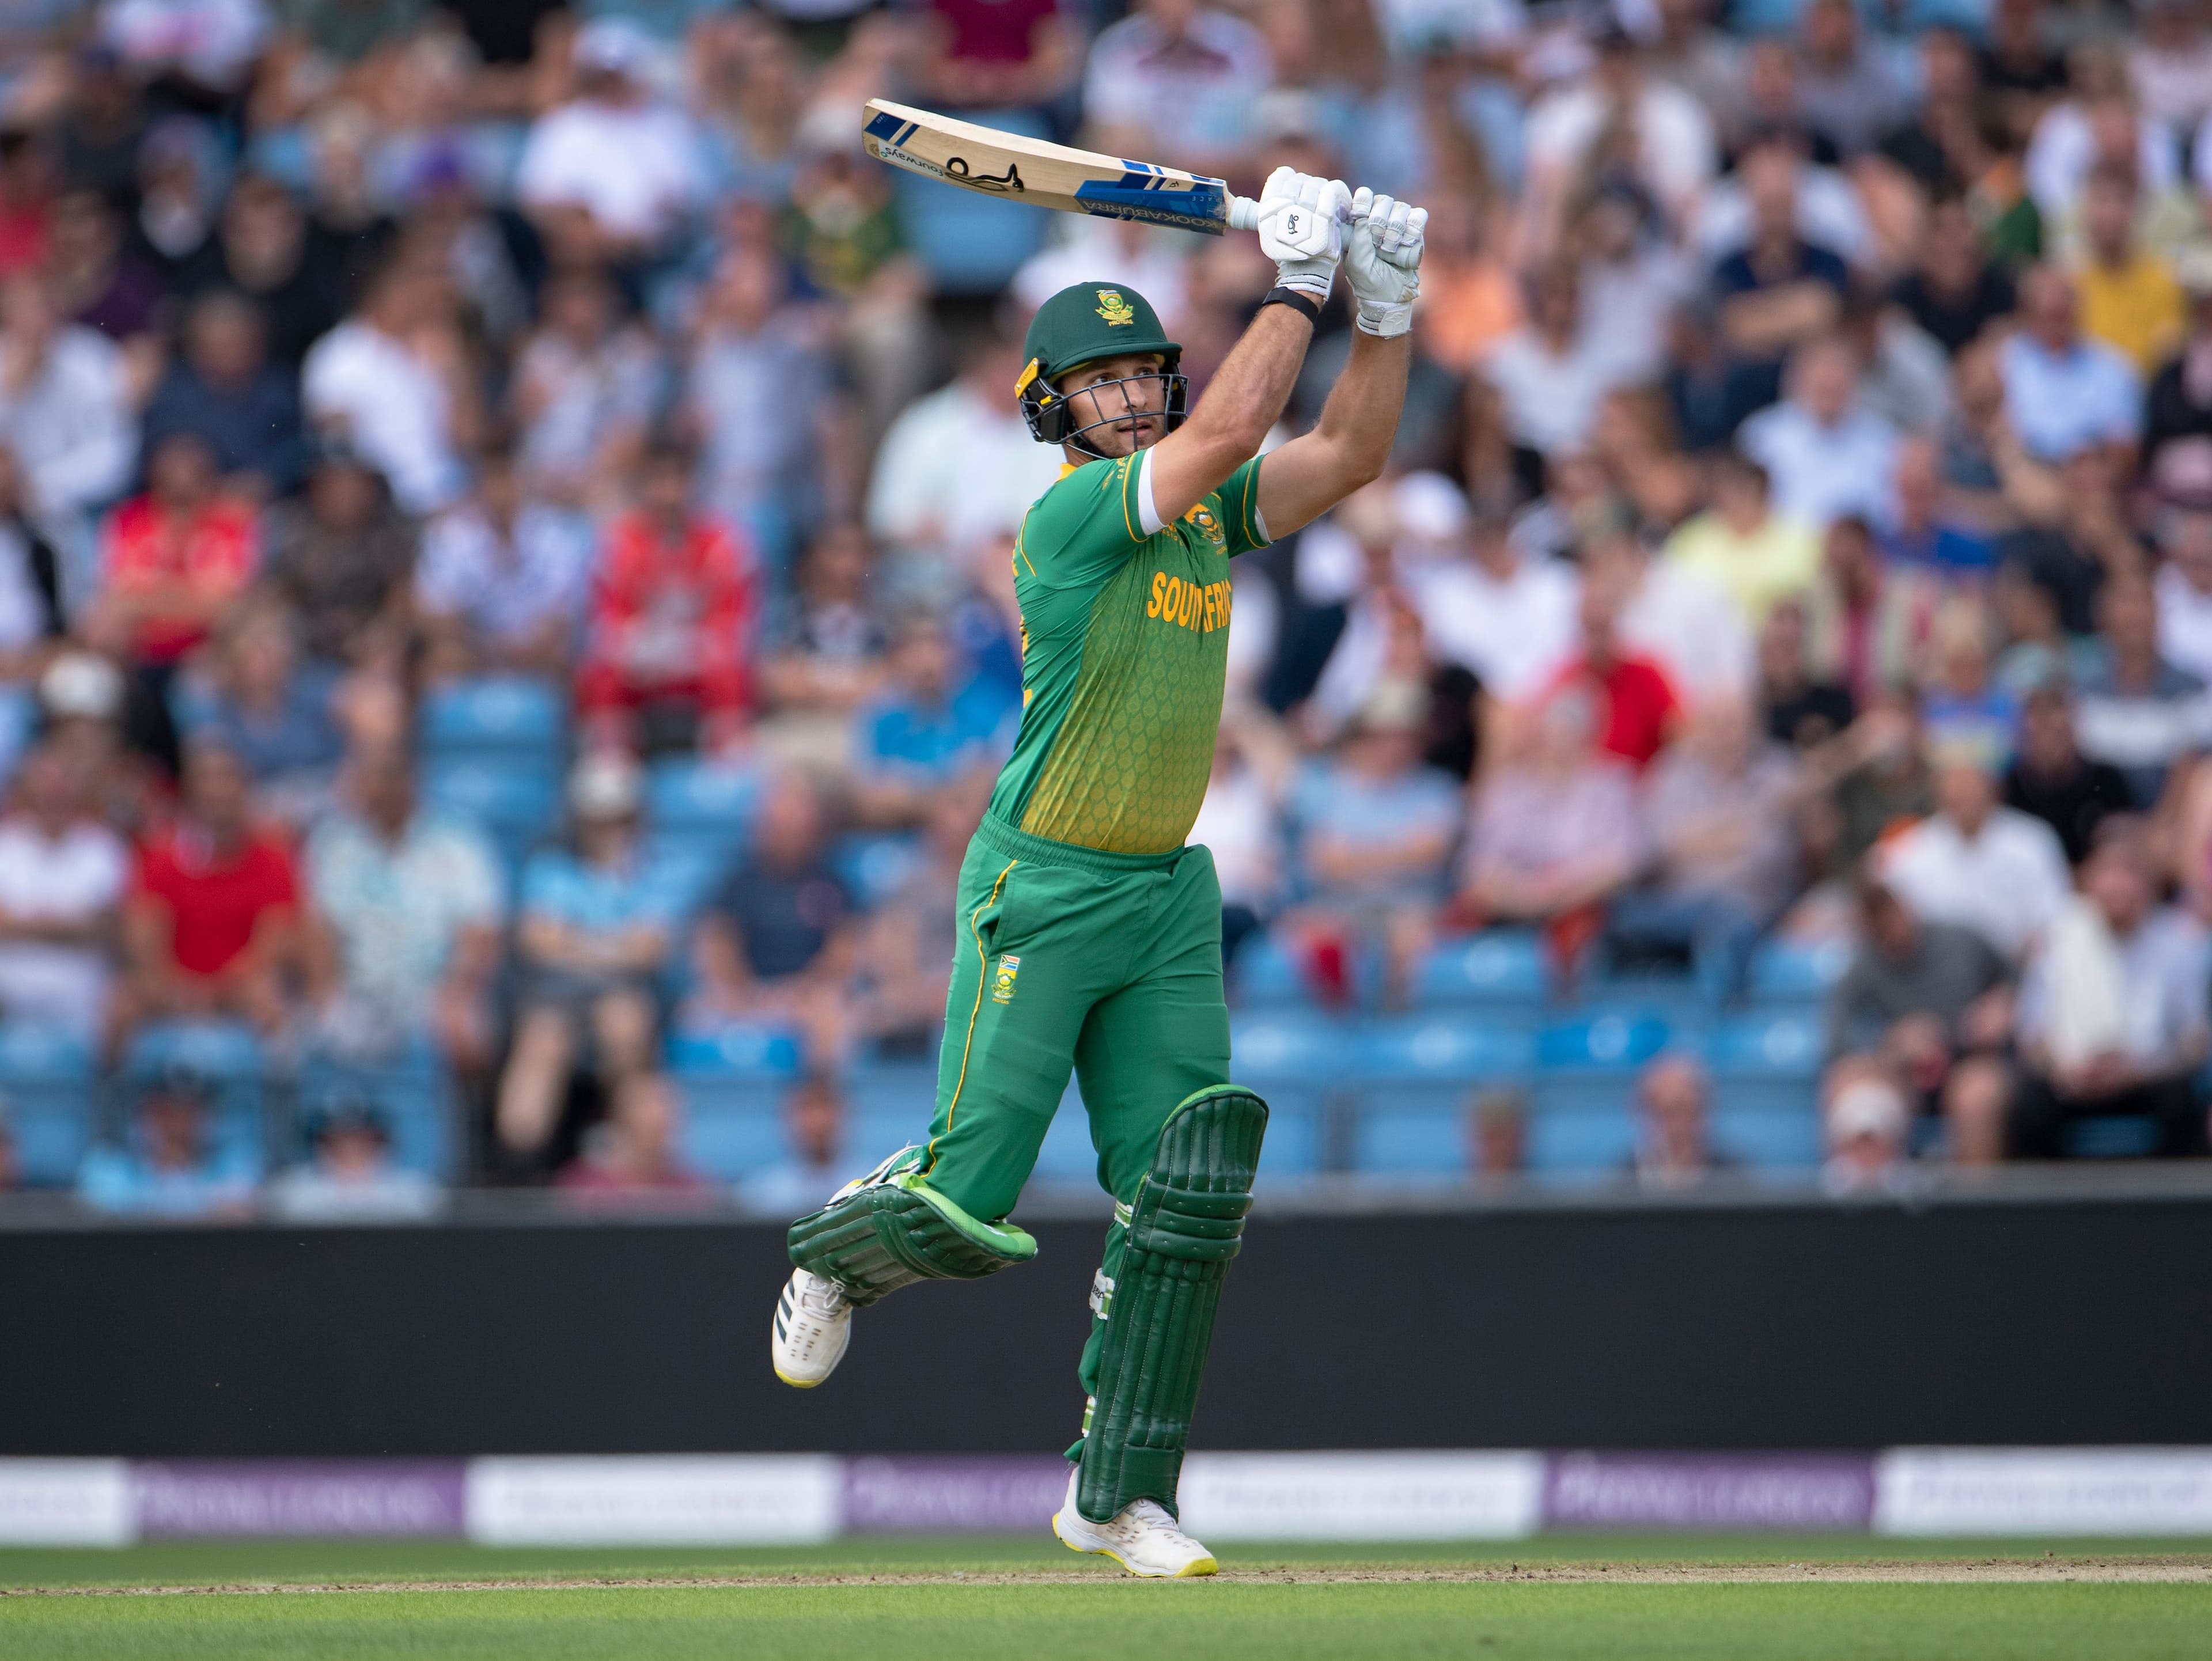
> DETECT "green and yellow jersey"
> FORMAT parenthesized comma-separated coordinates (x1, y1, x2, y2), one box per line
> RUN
(986, 451, 1270, 856)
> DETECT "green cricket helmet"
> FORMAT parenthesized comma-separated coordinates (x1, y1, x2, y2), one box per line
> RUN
(1016, 282, 1187, 458)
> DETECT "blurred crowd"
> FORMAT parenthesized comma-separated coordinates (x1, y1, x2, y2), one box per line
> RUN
(0, 0, 2209, 1214)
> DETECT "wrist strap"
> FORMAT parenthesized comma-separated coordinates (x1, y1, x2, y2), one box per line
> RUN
(1259, 286, 1322, 324)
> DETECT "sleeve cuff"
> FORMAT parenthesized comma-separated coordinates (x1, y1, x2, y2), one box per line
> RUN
(1137, 447, 1165, 538)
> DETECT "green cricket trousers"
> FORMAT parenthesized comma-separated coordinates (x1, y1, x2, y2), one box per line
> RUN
(916, 813, 1232, 1400)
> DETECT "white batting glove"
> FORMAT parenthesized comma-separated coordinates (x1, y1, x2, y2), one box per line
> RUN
(1343, 187, 1427, 339)
(1255, 166, 1351, 304)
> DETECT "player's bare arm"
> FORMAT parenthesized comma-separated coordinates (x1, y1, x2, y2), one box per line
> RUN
(1256, 189, 1428, 537)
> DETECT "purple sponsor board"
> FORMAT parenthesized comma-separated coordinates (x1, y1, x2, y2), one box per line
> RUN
(842, 1456, 1070, 1532)
(133, 1461, 467, 1538)
(1543, 1453, 1876, 1531)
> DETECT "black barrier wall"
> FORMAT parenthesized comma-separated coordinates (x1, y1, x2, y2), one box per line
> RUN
(4, 1195, 2210, 1455)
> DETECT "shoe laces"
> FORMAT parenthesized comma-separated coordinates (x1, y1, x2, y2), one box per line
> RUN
(1116, 1498, 1198, 1545)
(796, 1273, 849, 1319)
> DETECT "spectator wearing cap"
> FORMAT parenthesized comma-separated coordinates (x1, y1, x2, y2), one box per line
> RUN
(1738, 335, 1901, 531)
(1283, 678, 1462, 1002)
(2013, 818, 2212, 1157)
(514, 17, 706, 272)
(36, 649, 165, 833)
(577, 438, 756, 758)
(1880, 737, 2072, 962)
(76, 1064, 258, 1217)
(2074, 576, 2212, 807)
(266, 1097, 442, 1221)
(558, 1071, 709, 1200)
(92, 428, 258, 678)
(0, 738, 127, 1040)
(740, 1071, 849, 1214)
(139, 291, 305, 500)
(2071, 164, 2186, 376)
(1081, 0, 1275, 182)
(1628, 1053, 1725, 1190)
(0, 272, 136, 572)
(2005, 680, 2133, 865)
(1828, 874, 2014, 1166)
(848, 617, 1012, 828)
(1820, 1062, 1912, 1193)
(1609, 696, 1801, 1002)
(305, 738, 503, 1071)
(1998, 266, 2142, 464)
(688, 769, 858, 1065)
(301, 253, 473, 516)
(415, 442, 594, 684)
(496, 752, 682, 1163)
(113, 738, 305, 1045)
(1662, 453, 1822, 635)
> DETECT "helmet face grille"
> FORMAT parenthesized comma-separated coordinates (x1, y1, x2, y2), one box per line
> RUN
(1019, 361, 1188, 458)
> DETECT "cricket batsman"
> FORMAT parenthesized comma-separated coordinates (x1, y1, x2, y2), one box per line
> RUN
(770, 166, 1426, 1576)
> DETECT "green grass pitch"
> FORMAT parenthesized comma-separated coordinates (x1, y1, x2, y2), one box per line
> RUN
(2, 1535, 2207, 1660)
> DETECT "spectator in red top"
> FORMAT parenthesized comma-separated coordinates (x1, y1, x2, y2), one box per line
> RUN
(1537, 552, 1684, 769)
(93, 430, 259, 672)
(112, 738, 301, 1049)
(577, 439, 754, 756)
(918, 0, 1079, 111)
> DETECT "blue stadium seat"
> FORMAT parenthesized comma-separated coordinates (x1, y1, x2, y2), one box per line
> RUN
(0, 1025, 95, 1186)
(2063, 1117, 2163, 1158)
(1227, 1012, 1348, 1176)
(1228, 931, 1316, 1009)
(668, 1025, 802, 1181)
(1531, 1013, 1679, 1144)
(418, 677, 565, 761)
(832, 833, 923, 911)
(1701, 1012, 1823, 1173)
(1408, 930, 1547, 1013)
(1525, 1107, 1638, 1176)
(642, 760, 761, 900)
(1710, 1095, 1823, 1169)
(841, 1064, 936, 1160)
(1347, 1016, 1536, 1180)
(425, 761, 560, 876)
(296, 1045, 457, 1180)
(1747, 939, 1851, 1010)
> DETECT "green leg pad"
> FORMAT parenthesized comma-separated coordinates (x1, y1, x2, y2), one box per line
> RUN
(1077, 1084, 1267, 1523)
(787, 1146, 1038, 1307)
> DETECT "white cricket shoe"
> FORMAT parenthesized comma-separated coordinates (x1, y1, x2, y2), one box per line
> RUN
(1052, 1466, 1218, 1578)
(771, 1269, 851, 1387)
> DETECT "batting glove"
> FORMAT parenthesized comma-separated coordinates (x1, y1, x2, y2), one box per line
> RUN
(1343, 187, 1427, 339)
(1255, 166, 1351, 304)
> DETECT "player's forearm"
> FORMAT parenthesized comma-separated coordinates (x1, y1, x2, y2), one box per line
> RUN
(1187, 305, 1313, 464)
(1312, 329, 1410, 480)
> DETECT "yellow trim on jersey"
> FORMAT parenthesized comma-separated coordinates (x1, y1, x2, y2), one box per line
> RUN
(926, 859, 1020, 1170)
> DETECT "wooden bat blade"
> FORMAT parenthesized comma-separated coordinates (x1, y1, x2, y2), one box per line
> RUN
(861, 98, 1235, 234)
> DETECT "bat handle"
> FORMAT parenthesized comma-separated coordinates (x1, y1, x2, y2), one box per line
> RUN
(1228, 196, 1260, 233)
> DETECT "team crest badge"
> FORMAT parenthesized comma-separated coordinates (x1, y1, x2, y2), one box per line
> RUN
(993, 954, 1021, 1003)
(1183, 504, 1224, 544)
(1095, 289, 1137, 326)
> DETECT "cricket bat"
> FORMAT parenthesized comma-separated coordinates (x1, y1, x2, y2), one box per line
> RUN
(861, 98, 1263, 234)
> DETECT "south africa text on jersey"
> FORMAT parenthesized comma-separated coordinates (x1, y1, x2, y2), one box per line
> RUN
(1146, 572, 1233, 633)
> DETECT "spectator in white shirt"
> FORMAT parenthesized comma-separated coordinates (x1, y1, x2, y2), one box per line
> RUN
(0, 739, 127, 1041)
(1396, 480, 1578, 701)
(509, 267, 664, 511)
(1998, 264, 2142, 463)
(301, 257, 469, 515)
(866, 328, 1062, 607)
(0, 274, 134, 597)
(1880, 741, 2074, 962)
(1524, 25, 1718, 247)
(1482, 264, 1632, 465)
(1082, 0, 1274, 179)
(1586, 527, 1756, 705)
(515, 18, 706, 268)
(416, 445, 594, 682)
(1738, 335, 1901, 530)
